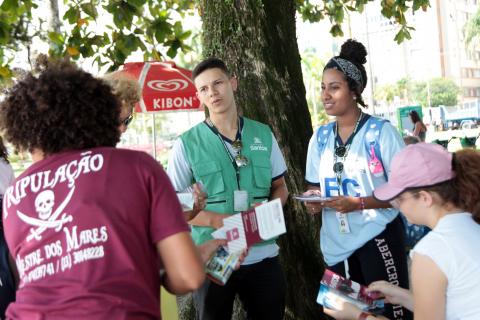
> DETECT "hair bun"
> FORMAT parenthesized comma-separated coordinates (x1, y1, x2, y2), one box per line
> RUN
(339, 39, 367, 65)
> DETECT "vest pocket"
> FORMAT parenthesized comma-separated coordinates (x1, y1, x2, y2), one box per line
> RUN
(252, 158, 272, 189)
(193, 161, 225, 195)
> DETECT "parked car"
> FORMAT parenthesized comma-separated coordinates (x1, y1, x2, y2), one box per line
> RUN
(461, 120, 477, 130)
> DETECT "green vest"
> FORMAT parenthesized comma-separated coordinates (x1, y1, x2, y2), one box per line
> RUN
(181, 117, 275, 245)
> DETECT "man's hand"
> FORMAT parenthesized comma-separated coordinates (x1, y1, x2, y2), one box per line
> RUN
(197, 240, 248, 271)
(191, 183, 207, 217)
(197, 239, 227, 263)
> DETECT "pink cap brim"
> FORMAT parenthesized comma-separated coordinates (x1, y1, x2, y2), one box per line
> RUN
(373, 183, 406, 202)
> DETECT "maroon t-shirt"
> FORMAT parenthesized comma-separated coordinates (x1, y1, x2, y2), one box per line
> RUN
(2, 147, 189, 319)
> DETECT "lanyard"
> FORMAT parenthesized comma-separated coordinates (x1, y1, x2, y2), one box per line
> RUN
(333, 111, 363, 195)
(205, 118, 242, 189)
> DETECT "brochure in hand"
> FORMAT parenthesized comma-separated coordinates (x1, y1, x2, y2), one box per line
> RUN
(205, 246, 242, 285)
(293, 194, 332, 202)
(317, 269, 384, 312)
(208, 198, 286, 285)
(176, 192, 194, 212)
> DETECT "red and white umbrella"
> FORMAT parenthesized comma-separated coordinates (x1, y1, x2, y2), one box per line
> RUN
(122, 61, 201, 113)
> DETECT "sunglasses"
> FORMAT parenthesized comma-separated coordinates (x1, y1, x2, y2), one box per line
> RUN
(121, 113, 134, 127)
(232, 140, 249, 167)
(333, 145, 347, 174)
(333, 145, 348, 189)
(335, 145, 347, 157)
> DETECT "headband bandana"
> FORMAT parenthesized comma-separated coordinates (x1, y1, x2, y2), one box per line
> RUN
(325, 57, 364, 92)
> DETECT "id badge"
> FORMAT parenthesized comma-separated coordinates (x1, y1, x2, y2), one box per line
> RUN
(336, 212, 351, 233)
(234, 190, 249, 212)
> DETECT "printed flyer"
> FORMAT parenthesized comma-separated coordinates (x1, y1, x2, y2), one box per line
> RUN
(317, 269, 385, 311)
(207, 198, 286, 285)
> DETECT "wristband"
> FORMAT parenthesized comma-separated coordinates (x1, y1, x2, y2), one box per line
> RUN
(360, 197, 366, 210)
(358, 311, 373, 320)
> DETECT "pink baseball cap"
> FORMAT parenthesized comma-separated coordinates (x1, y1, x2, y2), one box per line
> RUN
(374, 143, 455, 201)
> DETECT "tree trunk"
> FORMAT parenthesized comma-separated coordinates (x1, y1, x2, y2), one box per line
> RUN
(48, 0, 61, 34)
(196, 1, 325, 319)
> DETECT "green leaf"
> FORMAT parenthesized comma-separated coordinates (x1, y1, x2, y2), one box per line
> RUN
(394, 30, 405, 43)
(0, 0, 18, 11)
(80, 3, 98, 19)
(355, 0, 365, 13)
(128, 0, 148, 8)
(334, 7, 344, 23)
(63, 7, 80, 24)
(330, 24, 344, 37)
(0, 20, 11, 44)
(177, 30, 191, 41)
(48, 31, 65, 46)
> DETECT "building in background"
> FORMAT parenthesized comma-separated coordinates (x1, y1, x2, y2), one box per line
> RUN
(297, 0, 480, 109)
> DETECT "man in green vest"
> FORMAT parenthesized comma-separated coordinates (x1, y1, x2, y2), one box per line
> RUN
(167, 57, 289, 320)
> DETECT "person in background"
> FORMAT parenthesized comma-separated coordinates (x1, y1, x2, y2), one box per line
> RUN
(167, 57, 289, 320)
(0, 136, 16, 319)
(325, 143, 480, 320)
(102, 70, 216, 244)
(302, 39, 411, 320)
(408, 110, 427, 142)
(101, 71, 139, 135)
(0, 59, 205, 319)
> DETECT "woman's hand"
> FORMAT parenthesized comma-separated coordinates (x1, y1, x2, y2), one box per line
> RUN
(323, 299, 362, 320)
(323, 196, 361, 214)
(303, 189, 324, 215)
(367, 280, 413, 311)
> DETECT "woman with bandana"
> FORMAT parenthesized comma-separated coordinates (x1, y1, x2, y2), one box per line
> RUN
(302, 39, 412, 320)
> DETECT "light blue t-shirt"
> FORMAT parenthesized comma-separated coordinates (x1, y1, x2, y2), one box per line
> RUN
(305, 116, 405, 266)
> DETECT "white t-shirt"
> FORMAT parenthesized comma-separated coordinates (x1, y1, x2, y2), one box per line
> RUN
(305, 116, 405, 266)
(0, 159, 14, 196)
(411, 213, 480, 320)
(167, 121, 287, 265)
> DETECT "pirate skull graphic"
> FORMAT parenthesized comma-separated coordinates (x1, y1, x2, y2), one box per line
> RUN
(35, 190, 55, 220)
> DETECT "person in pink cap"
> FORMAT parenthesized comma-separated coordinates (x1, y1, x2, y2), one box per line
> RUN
(324, 143, 480, 320)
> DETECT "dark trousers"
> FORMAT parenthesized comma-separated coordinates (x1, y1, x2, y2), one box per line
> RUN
(193, 256, 286, 320)
(329, 216, 413, 320)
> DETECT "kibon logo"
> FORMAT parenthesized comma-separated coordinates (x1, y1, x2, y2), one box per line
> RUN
(147, 79, 189, 92)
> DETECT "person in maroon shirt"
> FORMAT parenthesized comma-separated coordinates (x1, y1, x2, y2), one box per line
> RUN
(0, 58, 206, 319)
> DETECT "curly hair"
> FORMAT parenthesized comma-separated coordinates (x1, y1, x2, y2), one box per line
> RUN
(0, 59, 121, 155)
(324, 39, 369, 108)
(102, 71, 141, 110)
(0, 136, 9, 163)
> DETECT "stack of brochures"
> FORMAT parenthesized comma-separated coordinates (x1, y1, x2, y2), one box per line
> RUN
(206, 199, 286, 285)
(317, 269, 385, 311)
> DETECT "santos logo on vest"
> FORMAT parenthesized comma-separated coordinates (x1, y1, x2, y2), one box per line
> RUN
(250, 137, 267, 152)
